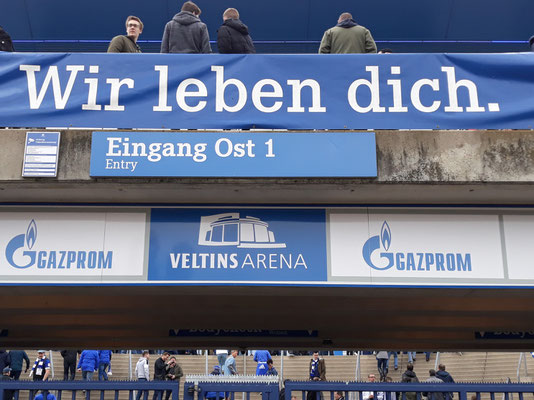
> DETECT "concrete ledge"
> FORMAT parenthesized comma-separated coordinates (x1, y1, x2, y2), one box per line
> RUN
(0, 129, 533, 204)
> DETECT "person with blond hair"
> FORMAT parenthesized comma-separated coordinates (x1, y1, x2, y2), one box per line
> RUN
(217, 8, 255, 54)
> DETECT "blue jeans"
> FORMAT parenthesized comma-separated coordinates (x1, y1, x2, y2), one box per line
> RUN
(387, 352, 398, 369)
(377, 358, 388, 379)
(98, 363, 109, 380)
(82, 370, 94, 381)
(136, 378, 147, 400)
(407, 352, 416, 363)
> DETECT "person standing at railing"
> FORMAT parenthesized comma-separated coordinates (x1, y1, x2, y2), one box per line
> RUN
(223, 350, 238, 375)
(164, 356, 183, 400)
(160, 1, 211, 54)
(1, 367, 15, 400)
(423, 369, 445, 400)
(77, 350, 99, 381)
(98, 350, 113, 381)
(362, 373, 384, 400)
(135, 351, 150, 400)
(60, 350, 79, 381)
(29, 350, 51, 400)
(8, 350, 29, 380)
(108, 16, 143, 53)
(216, 8, 256, 54)
(253, 350, 272, 375)
(307, 351, 326, 400)
(152, 352, 170, 400)
(401, 363, 419, 400)
(318, 12, 376, 54)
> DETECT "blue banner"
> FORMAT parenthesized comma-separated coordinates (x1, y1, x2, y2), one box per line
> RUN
(1, 52, 534, 129)
(90, 131, 377, 177)
(147, 208, 327, 283)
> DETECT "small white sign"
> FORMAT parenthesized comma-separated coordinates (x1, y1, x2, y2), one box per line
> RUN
(22, 132, 60, 177)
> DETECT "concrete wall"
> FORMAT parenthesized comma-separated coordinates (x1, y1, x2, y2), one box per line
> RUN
(0, 129, 533, 205)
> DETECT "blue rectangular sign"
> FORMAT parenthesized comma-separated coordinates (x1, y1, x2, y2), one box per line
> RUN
(90, 131, 377, 177)
(169, 329, 318, 337)
(475, 331, 534, 340)
(22, 132, 60, 177)
(1, 53, 534, 130)
(147, 208, 327, 283)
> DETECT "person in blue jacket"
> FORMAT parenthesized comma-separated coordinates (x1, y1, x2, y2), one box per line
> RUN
(98, 351, 112, 381)
(77, 350, 99, 381)
(253, 350, 272, 375)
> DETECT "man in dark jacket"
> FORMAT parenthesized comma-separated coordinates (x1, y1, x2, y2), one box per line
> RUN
(436, 364, 454, 399)
(8, 350, 29, 380)
(0, 25, 14, 52)
(217, 8, 255, 54)
(153, 352, 170, 400)
(401, 363, 419, 400)
(1, 367, 15, 400)
(0, 351, 10, 373)
(60, 350, 79, 380)
(161, 1, 211, 53)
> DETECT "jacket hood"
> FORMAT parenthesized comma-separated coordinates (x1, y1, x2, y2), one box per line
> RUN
(337, 18, 358, 28)
(137, 357, 147, 362)
(223, 18, 249, 35)
(173, 11, 201, 26)
(436, 370, 450, 379)
(404, 370, 417, 378)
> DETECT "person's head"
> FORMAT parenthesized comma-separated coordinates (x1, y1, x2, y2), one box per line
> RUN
(212, 365, 221, 375)
(267, 359, 274, 369)
(231, 349, 238, 357)
(223, 8, 239, 21)
(406, 363, 414, 371)
(169, 356, 176, 365)
(182, 1, 201, 16)
(438, 364, 446, 371)
(337, 12, 352, 24)
(37, 350, 46, 359)
(161, 352, 170, 361)
(125, 16, 143, 41)
(313, 351, 319, 360)
(529, 36, 534, 51)
(142, 350, 150, 359)
(429, 369, 436, 376)
(368, 373, 376, 382)
(385, 376, 393, 382)
(378, 48, 393, 54)
(471, 396, 477, 400)
(334, 392, 344, 400)
(2, 367, 11, 376)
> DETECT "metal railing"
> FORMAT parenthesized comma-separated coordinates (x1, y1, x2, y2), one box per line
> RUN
(283, 381, 534, 400)
(0, 380, 179, 400)
(183, 375, 279, 400)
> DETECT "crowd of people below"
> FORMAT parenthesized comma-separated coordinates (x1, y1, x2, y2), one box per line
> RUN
(2, 1, 532, 55)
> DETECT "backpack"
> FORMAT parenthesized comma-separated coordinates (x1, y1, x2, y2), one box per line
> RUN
(0, 26, 14, 52)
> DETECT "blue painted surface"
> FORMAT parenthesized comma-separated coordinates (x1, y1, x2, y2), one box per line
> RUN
(148, 208, 327, 282)
(1, 0, 533, 52)
(90, 132, 377, 177)
(2, 52, 534, 130)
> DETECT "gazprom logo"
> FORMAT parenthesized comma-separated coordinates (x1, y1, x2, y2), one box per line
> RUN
(362, 221, 472, 272)
(5, 220, 113, 270)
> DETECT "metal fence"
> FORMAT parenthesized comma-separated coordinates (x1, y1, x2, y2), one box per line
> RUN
(0, 380, 179, 400)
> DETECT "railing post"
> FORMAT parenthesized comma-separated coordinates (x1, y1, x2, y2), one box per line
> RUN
(205, 350, 209, 375)
(129, 350, 133, 380)
(517, 353, 523, 382)
(356, 351, 361, 381)
(280, 351, 284, 383)
(49, 350, 55, 379)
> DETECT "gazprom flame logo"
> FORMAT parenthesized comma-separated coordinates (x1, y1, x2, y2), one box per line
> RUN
(362, 220, 473, 272)
(362, 221, 394, 270)
(5, 220, 37, 269)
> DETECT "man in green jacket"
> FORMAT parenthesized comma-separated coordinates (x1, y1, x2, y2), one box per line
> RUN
(319, 12, 376, 54)
(108, 16, 143, 53)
